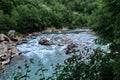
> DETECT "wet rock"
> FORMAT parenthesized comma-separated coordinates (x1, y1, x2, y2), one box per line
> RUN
(65, 48, 69, 54)
(52, 36, 63, 40)
(39, 38, 53, 45)
(67, 43, 76, 49)
(65, 43, 77, 54)
(58, 44, 64, 46)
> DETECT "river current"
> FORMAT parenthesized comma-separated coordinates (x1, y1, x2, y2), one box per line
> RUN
(0, 29, 109, 80)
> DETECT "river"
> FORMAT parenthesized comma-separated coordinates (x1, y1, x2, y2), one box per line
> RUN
(0, 29, 109, 80)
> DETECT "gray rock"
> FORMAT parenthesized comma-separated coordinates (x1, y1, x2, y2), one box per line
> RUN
(8, 30, 16, 38)
(39, 38, 53, 45)
(0, 31, 27, 68)
(0, 34, 11, 42)
(0, 41, 20, 67)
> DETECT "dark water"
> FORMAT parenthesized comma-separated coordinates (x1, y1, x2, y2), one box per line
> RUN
(0, 29, 109, 80)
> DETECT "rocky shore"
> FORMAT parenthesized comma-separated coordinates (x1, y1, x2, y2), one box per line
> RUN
(0, 30, 27, 68)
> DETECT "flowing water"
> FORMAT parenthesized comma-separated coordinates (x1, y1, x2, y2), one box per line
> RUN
(0, 29, 109, 80)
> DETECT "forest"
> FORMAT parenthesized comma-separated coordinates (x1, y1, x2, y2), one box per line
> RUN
(0, 0, 120, 80)
(0, 0, 97, 33)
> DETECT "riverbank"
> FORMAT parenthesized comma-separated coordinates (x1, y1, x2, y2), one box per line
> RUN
(0, 31, 27, 69)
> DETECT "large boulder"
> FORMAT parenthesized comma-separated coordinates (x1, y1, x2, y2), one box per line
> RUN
(0, 34, 11, 42)
(8, 30, 16, 38)
(8, 30, 19, 41)
(39, 38, 53, 45)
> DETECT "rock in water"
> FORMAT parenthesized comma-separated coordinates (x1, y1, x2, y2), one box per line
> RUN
(39, 38, 53, 45)
(65, 43, 77, 54)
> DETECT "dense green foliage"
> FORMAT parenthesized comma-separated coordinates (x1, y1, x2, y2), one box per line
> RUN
(88, 0, 120, 80)
(0, 0, 96, 33)
(0, 0, 119, 44)
(88, 0, 120, 52)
